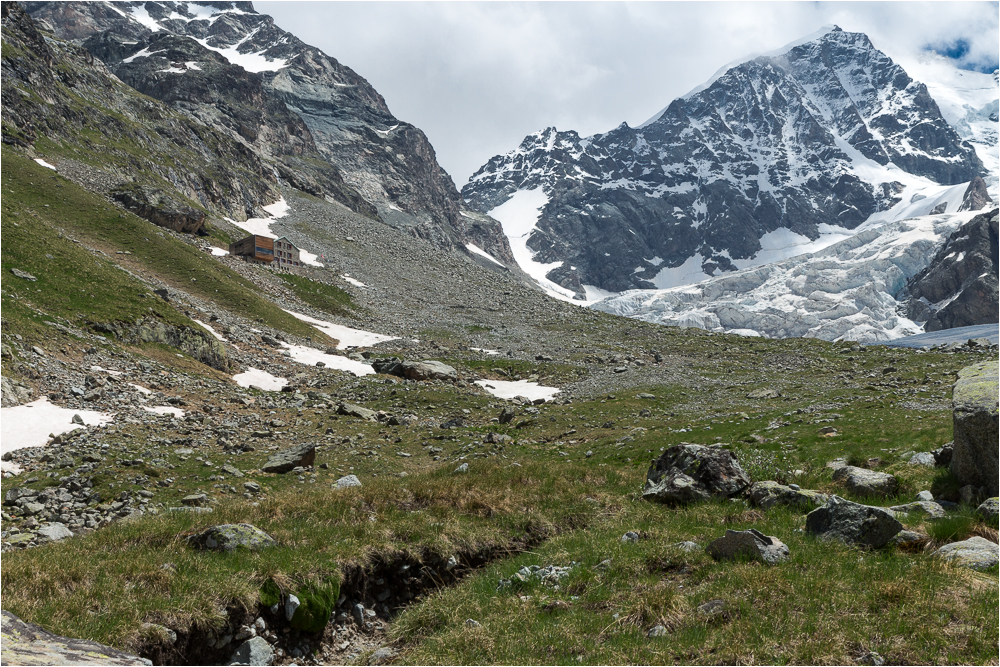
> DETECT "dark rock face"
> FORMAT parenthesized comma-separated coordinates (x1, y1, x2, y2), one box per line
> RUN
(950, 361, 999, 497)
(643, 444, 750, 504)
(958, 176, 994, 212)
(903, 209, 999, 331)
(261, 443, 316, 474)
(23, 1, 514, 263)
(805, 495, 903, 548)
(1, 2, 279, 225)
(463, 27, 985, 297)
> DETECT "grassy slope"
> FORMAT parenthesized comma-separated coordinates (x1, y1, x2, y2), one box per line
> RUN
(2, 150, 330, 344)
(0, 330, 996, 663)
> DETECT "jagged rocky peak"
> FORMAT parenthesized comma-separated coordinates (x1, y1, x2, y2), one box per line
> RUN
(22, 1, 516, 264)
(463, 26, 988, 300)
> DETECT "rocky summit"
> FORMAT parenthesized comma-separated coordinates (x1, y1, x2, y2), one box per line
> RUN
(1, 4, 998, 667)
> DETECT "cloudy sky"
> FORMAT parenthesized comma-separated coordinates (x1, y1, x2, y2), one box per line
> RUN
(256, 2, 999, 187)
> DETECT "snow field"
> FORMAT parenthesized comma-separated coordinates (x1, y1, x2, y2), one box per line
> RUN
(474, 379, 562, 402)
(1, 399, 114, 473)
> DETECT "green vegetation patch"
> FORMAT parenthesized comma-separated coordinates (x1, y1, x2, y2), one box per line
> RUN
(278, 273, 355, 318)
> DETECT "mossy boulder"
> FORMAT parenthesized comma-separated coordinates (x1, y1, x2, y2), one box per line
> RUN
(260, 578, 339, 634)
(950, 360, 999, 497)
(187, 524, 275, 552)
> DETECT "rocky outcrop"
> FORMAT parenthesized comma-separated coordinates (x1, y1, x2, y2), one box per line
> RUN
(903, 209, 999, 332)
(24, 1, 515, 262)
(1, 2, 280, 224)
(89, 318, 228, 371)
(463, 27, 984, 297)
(957, 176, 994, 212)
(0, 609, 152, 665)
(949, 360, 999, 497)
(642, 444, 750, 504)
(112, 185, 207, 235)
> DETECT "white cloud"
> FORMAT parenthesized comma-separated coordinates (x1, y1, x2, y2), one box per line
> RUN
(256, 2, 998, 187)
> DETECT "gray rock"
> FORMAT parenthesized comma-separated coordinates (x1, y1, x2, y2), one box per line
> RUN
(187, 524, 275, 552)
(347, 603, 364, 627)
(889, 530, 927, 547)
(261, 443, 316, 474)
(706, 528, 789, 564)
(696, 599, 726, 617)
(1, 610, 151, 665)
(908, 452, 936, 467)
(221, 464, 244, 478)
(334, 475, 362, 489)
(401, 360, 458, 381)
(181, 494, 208, 507)
(228, 636, 274, 666)
(338, 402, 378, 422)
(464, 619, 481, 629)
(976, 497, 999, 521)
(932, 442, 953, 467)
(805, 496, 903, 548)
(369, 647, 397, 665)
(831, 466, 898, 498)
(497, 407, 517, 424)
(285, 594, 300, 621)
(621, 531, 639, 543)
(950, 361, 999, 497)
(746, 388, 781, 399)
(36, 523, 73, 542)
(748, 481, 828, 510)
(643, 444, 750, 504)
(243, 482, 261, 494)
(915, 490, 935, 502)
(11, 268, 38, 281)
(454, 463, 469, 473)
(647, 625, 668, 637)
(933, 536, 999, 571)
(889, 501, 946, 518)
(673, 541, 701, 552)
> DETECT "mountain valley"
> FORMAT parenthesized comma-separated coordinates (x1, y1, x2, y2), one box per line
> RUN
(1, 3, 998, 666)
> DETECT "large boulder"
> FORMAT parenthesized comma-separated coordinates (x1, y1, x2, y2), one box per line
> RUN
(401, 360, 457, 381)
(933, 536, 999, 571)
(0, 610, 151, 665)
(261, 443, 316, 474)
(950, 361, 999, 497)
(642, 444, 750, 504)
(748, 481, 828, 510)
(831, 466, 898, 498)
(889, 501, 946, 519)
(706, 529, 789, 564)
(805, 496, 903, 548)
(187, 524, 275, 552)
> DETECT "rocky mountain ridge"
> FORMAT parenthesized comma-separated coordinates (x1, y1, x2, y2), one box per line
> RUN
(462, 26, 991, 299)
(20, 0, 516, 262)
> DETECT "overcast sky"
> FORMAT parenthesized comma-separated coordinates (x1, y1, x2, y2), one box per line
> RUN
(256, 2, 999, 188)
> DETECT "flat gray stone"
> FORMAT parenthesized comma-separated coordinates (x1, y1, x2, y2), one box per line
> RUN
(1, 610, 151, 665)
(187, 524, 275, 552)
(748, 481, 828, 510)
(228, 636, 274, 666)
(915, 490, 935, 502)
(805, 495, 903, 548)
(908, 452, 936, 467)
(889, 501, 946, 518)
(401, 360, 457, 381)
(338, 402, 378, 422)
(261, 443, 316, 474)
(369, 647, 397, 665)
(35, 523, 73, 542)
(181, 494, 208, 507)
(933, 536, 999, 571)
(334, 475, 362, 489)
(831, 466, 898, 498)
(707, 528, 789, 564)
(950, 360, 999, 496)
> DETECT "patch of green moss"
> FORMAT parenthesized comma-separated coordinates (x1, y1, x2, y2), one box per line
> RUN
(260, 578, 340, 634)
